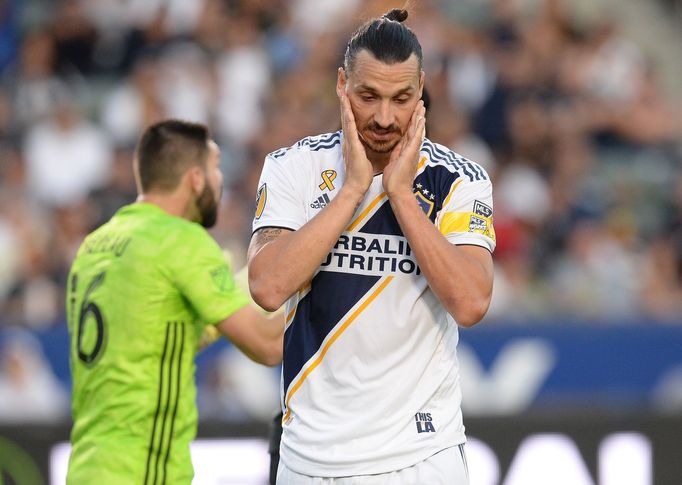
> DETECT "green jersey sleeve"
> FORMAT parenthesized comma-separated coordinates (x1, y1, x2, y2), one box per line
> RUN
(166, 223, 250, 325)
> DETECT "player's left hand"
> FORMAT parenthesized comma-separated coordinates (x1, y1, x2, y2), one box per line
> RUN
(382, 100, 426, 198)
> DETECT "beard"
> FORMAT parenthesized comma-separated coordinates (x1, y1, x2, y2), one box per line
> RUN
(196, 182, 220, 228)
(359, 122, 402, 154)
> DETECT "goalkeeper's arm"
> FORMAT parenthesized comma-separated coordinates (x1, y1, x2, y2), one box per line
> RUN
(198, 264, 284, 365)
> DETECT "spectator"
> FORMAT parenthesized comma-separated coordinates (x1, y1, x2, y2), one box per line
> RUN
(23, 94, 113, 207)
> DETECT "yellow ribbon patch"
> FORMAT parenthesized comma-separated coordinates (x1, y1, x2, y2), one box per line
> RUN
(318, 170, 337, 191)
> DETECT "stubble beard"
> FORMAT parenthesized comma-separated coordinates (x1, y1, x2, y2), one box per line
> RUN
(196, 183, 220, 228)
(358, 124, 402, 155)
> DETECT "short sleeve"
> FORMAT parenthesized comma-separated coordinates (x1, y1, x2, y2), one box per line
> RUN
(252, 153, 307, 233)
(436, 177, 496, 252)
(168, 225, 250, 325)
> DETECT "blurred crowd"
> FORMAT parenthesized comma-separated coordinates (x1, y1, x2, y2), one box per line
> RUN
(2, 0, 680, 327)
(0, 0, 681, 421)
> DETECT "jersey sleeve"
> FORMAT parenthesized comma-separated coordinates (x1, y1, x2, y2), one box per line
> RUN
(436, 176, 496, 252)
(252, 152, 307, 233)
(167, 225, 250, 325)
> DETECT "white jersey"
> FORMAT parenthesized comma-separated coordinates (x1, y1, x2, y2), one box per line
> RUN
(253, 131, 496, 477)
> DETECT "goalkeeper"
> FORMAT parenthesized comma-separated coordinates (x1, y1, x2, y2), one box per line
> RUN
(66, 119, 283, 485)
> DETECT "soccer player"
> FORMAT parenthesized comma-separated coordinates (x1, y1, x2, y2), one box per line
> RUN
(66, 119, 283, 484)
(248, 8, 495, 485)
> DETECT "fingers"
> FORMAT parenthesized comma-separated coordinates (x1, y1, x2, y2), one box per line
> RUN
(339, 90, 358, 135)
(339, 90, 359, 163)
(338, 90, 348, 158)
(388, 102, 425, 169)
(389, 100, 426, 165)
(404, 100, 426, 154)
(409, 100, 426, 139)
(412, 118, 425, 145)
(338, 89, 347, 132)
(389, 135, 404, 164)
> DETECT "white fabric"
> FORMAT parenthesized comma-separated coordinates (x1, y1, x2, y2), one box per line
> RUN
(276, 445, 469, 485)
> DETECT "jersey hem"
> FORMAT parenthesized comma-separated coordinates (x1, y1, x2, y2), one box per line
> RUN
(280, 435, 467, 478)
(446, 234, 495, 252)
(207, 297, 250, 325)
(252, 221, 301, 234)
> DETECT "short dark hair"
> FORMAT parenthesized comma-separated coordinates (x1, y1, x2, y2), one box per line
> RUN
(344, 8, 423, 73)
(134, 119, 210, 193)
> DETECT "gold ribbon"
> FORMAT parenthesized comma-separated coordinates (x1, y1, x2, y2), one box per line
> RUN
(318, 170, 337, 191)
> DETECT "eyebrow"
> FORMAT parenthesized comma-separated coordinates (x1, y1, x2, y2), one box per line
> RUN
(356, 85, 415, 97)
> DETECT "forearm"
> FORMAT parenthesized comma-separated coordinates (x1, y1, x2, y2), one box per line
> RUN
(216, 306, 284, 366)
(238, 313, 284, 367)
(389, 191, 493, 326)
(249, 184, 365, 311)
(199, 265, 285, 359)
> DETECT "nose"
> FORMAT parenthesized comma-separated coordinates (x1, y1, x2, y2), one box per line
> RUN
(373, 100, 395, 129)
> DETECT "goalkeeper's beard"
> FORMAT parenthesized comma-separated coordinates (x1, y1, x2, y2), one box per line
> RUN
(196, 182, 220, 228)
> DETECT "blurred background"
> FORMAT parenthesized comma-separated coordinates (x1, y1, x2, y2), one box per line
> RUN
(0, 0, 681, 483)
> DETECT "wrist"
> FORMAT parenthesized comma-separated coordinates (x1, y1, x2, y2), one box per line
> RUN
(388, 189, 420, 214)
(386, 187, 415, 203)
(340, 182, 368, 203)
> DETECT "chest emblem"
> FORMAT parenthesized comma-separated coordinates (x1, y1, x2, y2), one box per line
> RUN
(414, 191, 435, 218)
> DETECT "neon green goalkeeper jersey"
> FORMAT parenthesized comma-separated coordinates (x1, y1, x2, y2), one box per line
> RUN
(66, 203, 249, 485)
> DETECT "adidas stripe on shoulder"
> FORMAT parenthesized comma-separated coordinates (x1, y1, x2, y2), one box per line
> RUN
(421, 139, 488, 182)
(269, 132, 341, 160)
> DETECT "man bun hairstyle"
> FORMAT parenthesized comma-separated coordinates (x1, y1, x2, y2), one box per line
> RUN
(344, 8, 423, 73)
(134, 119, 211, 193)
(383, 8, 408, 22)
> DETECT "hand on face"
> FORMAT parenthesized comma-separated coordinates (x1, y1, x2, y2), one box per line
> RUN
(338, 87, 374, 196)
(382, 100, 426, 198)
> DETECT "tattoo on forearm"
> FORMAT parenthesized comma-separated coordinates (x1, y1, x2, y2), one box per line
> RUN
(248, 227, 287, 261)
(256, 228, 283, 246)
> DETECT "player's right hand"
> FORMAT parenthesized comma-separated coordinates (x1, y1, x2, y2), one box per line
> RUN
(337, 87, 373, 197)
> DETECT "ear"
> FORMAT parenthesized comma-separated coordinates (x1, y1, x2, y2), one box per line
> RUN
(336, 67, 347, 98)
(187, 166, 206, 194)
(418, 70, 425, 98)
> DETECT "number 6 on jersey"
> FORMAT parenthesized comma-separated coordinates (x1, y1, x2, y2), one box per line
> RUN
(69, 271, 108, 366)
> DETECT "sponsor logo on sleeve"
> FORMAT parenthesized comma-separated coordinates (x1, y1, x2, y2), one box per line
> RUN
(469, 215, 488, 233)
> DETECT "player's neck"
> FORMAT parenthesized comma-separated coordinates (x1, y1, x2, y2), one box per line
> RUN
(136, 193, 194, 221)
(365, 149, 391, 175)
